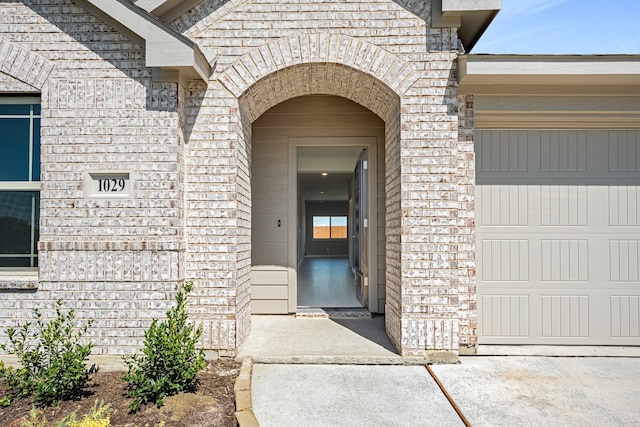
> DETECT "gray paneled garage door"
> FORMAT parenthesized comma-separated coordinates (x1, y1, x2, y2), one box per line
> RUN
(476, 130, 640, 345)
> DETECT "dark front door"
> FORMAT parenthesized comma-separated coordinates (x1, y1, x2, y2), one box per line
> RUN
(349, 149, 368, 307)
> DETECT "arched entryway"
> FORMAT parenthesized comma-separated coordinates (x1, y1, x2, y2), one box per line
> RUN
(189, 32, 469, 359)
(233, 57, 404, 351)
(250, 95, 384, 313)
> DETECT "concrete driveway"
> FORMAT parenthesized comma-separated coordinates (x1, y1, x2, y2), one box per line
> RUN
(251, 356, 640, 427)
(431, 356, 640, 427)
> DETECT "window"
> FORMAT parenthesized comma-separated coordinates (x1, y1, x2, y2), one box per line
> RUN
(313, 216, 347, 239)
(0, 99, 40, 269)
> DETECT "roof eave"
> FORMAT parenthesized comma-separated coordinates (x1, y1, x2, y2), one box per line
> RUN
(72, 0, 211, 83)
(134, 0, 203, 23)
(431, 0, 501, 52)
(459, 54, 640, 94)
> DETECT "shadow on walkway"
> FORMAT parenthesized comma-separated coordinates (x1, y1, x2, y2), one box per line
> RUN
(237, 314, 401, 364)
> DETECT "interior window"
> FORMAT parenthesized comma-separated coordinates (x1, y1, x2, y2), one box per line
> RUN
(313, 216, 347, 239)
(0, 99, 40, 269)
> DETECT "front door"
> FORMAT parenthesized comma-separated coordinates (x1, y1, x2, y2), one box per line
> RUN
(350, 149, 368, 307)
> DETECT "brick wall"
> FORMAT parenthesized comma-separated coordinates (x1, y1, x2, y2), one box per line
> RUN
(384, 101, 402, 350)
(0, 0, 478, 357)
(457, 94, 477, 351)
(0, 1, 185, 354)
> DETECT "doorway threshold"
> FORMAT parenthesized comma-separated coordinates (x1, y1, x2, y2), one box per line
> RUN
(296, 307, 372, 319)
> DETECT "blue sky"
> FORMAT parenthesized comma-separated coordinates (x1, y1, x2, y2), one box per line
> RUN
(472, 0, 640, 54)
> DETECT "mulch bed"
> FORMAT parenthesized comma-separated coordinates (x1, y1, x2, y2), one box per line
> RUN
(0, 358, 240, 427)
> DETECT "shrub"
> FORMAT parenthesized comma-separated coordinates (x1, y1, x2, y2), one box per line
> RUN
(122, 281, 206, 412)
(0, 300, 94, 406)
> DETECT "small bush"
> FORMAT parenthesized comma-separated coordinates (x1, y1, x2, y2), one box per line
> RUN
(122, 281, 206, 412)
(0, 300, 94, 406)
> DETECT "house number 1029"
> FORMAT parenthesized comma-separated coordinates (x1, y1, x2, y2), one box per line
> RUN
(98, 178, 126, 192)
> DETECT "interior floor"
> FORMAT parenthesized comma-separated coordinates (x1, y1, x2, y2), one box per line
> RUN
(297, 257, 363, 308)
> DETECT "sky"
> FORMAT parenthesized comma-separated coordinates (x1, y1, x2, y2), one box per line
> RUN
(472, 0, 640, 54)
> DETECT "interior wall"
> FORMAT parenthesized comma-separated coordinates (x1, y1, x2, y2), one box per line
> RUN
(304, 201, 349, 256)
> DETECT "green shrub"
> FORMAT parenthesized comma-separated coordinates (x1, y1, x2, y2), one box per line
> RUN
(122, 281, 206, 412)
(0, 300, 94, 406)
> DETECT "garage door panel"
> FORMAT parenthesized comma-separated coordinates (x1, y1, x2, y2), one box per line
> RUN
(610, 296, 640, 338)
(540, 185, 588, 226)
(480, 289, 640, 344)
(610, 240, 640, 282)
(609, 186, 640, 226)
(541, 240, 589, 282)
(540, 130, 587, 172)
(480, 185, 528, 226)
(482, 240, 529, 282)
(609, 131, 640, 172)
(477, 129, 640, 345)
(541, 295, 589, 338)
(478, 131, 640, 184)
(481, 295, 529, 337)
(478, 130, 529, 172)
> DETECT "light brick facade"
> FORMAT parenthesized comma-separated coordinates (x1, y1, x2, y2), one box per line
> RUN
(0, 0, 478, 359)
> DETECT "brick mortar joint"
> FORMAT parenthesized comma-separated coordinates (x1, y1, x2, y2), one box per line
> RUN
(38, 241, 186, 251)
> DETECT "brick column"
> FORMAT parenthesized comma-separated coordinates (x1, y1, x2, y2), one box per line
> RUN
(184, 81, 251, 354)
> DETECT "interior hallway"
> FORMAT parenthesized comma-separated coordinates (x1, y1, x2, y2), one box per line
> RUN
(297, 257, 362, 308)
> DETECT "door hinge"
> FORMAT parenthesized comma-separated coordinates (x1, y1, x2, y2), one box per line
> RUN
(363, 160, 368, 170)
(363, 218, 368, 228)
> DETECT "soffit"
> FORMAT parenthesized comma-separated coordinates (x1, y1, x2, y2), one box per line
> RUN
(72, 0, 210, 83)
(432, 0, 501, 52)
(134, 0, 204, 22)
(459, 54, 640, 95)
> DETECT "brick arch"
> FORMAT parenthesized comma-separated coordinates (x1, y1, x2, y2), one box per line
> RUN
(0, 38, 55, 91)
(218, 34, 417, 122)
(238, 63, 400, 123)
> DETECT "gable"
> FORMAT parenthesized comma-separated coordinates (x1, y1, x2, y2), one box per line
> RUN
(135, 0, 499, 52)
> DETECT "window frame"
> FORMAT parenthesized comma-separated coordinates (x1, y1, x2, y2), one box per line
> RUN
(312, 215, 348, 240)
(0, 97, 41, 273)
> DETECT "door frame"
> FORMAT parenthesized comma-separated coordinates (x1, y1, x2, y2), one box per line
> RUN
(287, 137, 378, 312)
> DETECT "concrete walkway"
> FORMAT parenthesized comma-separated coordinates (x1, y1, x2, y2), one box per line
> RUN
(241, 315, 640, 426)
(237, 315, 402, 364)
(251, 357, 640, 427)
(252, 364, 462, 427)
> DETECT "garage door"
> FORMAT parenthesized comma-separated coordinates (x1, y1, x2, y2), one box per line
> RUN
(476, 130, 640, 345)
